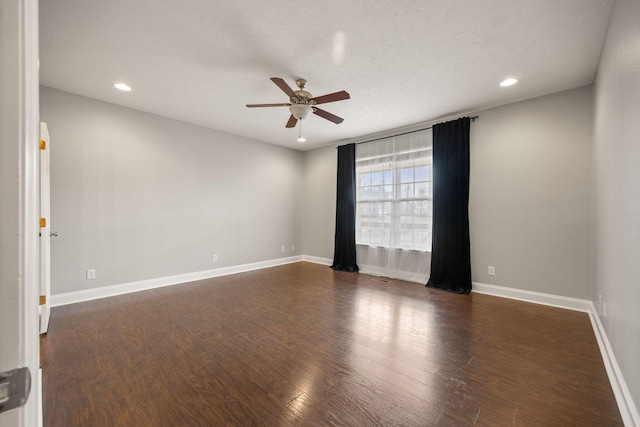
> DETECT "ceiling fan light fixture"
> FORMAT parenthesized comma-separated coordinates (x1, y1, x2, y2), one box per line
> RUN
(289, 104, 312, 120)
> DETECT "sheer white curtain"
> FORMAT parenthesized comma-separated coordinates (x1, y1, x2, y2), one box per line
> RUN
(355, 129, 432, 283)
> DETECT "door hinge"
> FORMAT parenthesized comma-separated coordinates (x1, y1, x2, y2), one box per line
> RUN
(40, 218, 46, 228)
(39, 140, 46, 150)
(0, 367, 31, 414)
(40, 295, 46, 305)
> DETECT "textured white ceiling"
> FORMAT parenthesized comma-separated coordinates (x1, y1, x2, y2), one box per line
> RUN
(40, 0, 614, 150)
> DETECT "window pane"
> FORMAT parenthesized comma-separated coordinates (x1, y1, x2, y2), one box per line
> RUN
(359, 187, 369, 200)
(371, 215, 384, 225)
(413, 216, 431, 230)
(383, 228, 391, 244)
(400, 230, 413, 248)
(398, 201, 413, 215)
(400, 216, 414, 226)
(400, 168, 414, 184)
(414, 200, 428, 214)
(415, 230, 430, 249)
(383, 170, 393, 185)
(381, 185, 393, 199)
(416, 182, 430, 198)
(383, 202, 392, 215)
(415, 166, 430, 182)
(371, 171, 384, 186)
(371, 228, 385, 246)
(368, 203, 380, 215)
(361, 227, 370, 244)
(370, 185, 383, 198)
(360, 172, 372, 186)
(400, 183, 414, 199)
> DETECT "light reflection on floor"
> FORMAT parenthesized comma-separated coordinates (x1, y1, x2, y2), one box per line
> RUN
(346, 285, 442, 404)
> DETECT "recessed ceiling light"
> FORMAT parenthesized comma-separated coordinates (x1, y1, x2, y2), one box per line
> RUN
(114, 83, 132, 91)
(500, 78, 518, 87)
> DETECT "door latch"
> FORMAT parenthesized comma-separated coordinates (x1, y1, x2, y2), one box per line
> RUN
(0, 367, 31, 414)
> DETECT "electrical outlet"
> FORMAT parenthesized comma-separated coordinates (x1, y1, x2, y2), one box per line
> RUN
(212, 254, 218, 262)
(488, 266, 495, 276)
(281, 246, 285, 252)
(597, 294, 602, 307)
(291, 244, 295, 251)
(86, 269, 96, 280)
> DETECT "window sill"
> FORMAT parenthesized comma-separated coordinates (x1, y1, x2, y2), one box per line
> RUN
(356, 244, 431, 254)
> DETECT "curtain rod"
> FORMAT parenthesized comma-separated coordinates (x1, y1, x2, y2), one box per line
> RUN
(340, 115, 478, 147)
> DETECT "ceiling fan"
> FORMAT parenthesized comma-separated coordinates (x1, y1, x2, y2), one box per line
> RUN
(246, 77, 350, 129)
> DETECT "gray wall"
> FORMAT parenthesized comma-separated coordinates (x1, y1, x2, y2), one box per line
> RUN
(470, 86, 592, 298)
(301, 145, 337, 259)
(302, 86, 594, 299)
(41, 87, 303, 295)
(593, 0, 640, 409)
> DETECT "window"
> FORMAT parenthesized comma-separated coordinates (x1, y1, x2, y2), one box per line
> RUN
(355, 130, 432, 252)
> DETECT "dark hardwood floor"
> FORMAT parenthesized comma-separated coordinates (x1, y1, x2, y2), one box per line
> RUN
(40, 262, 623, 426)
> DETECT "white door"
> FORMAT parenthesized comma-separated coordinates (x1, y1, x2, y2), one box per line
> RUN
(40, 122, 52, 334)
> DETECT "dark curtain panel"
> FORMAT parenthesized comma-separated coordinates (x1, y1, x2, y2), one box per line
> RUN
(426, 117, 472, 293)
(331, 143, 359, 272)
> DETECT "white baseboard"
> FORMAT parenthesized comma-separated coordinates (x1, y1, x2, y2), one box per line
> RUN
(51, 256, 303, 307)
(589, 303, 640, 427)
(471, 281, 593, 312)
(302, 255, 332, 266)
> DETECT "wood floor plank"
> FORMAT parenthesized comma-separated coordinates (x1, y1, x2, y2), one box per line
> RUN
(40, 262, 623, 426)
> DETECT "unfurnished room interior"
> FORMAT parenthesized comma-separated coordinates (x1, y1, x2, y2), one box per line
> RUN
(1, 0, 639, 426)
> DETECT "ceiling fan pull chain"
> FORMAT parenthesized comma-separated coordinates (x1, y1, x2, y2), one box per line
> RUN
(297, 120, 306, 143)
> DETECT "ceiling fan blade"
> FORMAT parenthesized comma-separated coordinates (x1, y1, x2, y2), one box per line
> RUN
(271, 77, 297, 99)
(246, 103, 291, 108)
(310, 90, 350, 105)
(286, 114, 298, 128)
(313, 107, 344, 124)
